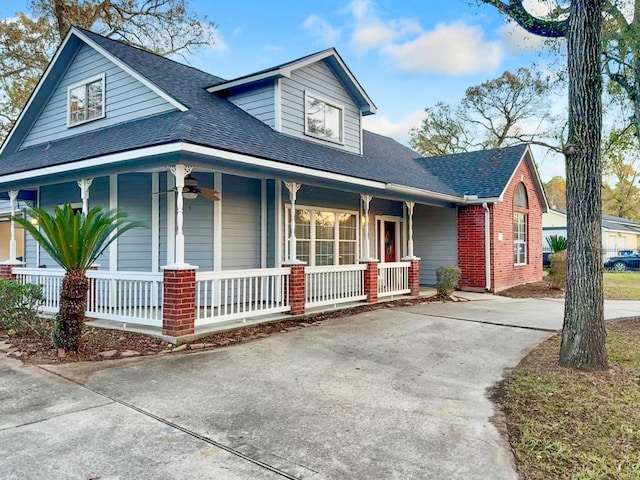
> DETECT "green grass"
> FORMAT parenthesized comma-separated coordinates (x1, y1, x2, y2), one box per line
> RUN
(501, 318, 640, 479)
(604, 272, 640, 300)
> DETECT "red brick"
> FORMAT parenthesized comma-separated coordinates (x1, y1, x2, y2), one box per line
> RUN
(162, 268, 196, 336)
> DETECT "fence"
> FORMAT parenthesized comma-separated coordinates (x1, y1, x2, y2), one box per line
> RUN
(305, 264, 367, 308)
(195, 267, 291, 326)
(377, 261, 411, 297)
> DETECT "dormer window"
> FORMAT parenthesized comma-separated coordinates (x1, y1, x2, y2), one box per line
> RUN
(68, 74, 105, 127)
(304, 91, 343, 144)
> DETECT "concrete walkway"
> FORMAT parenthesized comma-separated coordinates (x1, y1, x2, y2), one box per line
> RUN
(1, 296, 637, 479)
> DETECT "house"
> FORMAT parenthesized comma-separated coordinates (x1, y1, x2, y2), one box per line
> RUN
(543, 209, 640, 259)
(0, 27, 548, 338)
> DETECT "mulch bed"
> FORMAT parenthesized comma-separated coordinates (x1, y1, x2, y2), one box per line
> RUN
(1, 293, 450, 365)
(497, 279, 564, 299)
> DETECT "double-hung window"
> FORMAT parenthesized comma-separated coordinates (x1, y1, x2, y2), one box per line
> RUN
(286, 206, 358, 266)
(68, 74, 105, 127)
(304, 91, 343, 144)
(513, 183, 528, 265)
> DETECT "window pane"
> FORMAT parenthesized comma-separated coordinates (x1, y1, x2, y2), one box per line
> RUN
(86, 80, 103, 120)
(306, 96, 341, 142)
(69, 85, 86, 124)
(315, 212, 335, 240)
(339, 241, 356, 265)
(297, 240, 310, 264)
(316, 240, 334, 266)
(295, 210, 311, 240)
(338, 214, 356, 241)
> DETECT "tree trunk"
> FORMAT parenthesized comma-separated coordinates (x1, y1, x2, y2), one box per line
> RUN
(560, 0, 608, 369)
(55, 270, 89, 352)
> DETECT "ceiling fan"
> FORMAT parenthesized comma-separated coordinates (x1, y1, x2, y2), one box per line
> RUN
(153, 174, 220, 201)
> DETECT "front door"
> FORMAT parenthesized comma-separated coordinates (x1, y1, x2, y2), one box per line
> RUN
(377, 218, 401, 262)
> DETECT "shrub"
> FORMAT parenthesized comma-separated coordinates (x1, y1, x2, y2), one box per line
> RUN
(436, 266, 461, 298)
(0, 279, 48, 339)
(546, 235, 568, 253)
(548, 250, 567, 290)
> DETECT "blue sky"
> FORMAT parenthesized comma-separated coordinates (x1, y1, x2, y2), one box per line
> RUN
(1, 0, 564, 179)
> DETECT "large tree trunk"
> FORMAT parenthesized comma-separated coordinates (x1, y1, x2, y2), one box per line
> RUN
(55, 270, 89, 352)
(560, 0, 608, 369)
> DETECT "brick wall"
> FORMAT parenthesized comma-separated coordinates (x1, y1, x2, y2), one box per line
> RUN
(457, 156, 544, 291)
(162, 268, 196, 336)
(490, 158, 543, 291)
(457, 205, 487, 290)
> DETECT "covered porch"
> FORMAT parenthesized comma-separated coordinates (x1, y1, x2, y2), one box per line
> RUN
(0, 147, 460, 338)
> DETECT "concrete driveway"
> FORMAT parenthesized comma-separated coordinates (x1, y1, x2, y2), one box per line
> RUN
(1, 296, 637, 480)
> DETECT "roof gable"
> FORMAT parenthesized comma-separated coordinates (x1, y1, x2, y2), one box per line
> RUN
(207, 48, 376, 115)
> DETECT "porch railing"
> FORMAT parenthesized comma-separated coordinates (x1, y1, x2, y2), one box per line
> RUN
(377, 261, 411, 297)
(305, 264, 367, 308)
(14, 268, 164, 327)
(195, 267, 291, 326)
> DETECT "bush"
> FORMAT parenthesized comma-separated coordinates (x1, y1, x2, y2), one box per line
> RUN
(0, 279, 48, 339)
(548, 250, 567, 290)
(436, 266, 461, 298)
(546, 235, 568, 253)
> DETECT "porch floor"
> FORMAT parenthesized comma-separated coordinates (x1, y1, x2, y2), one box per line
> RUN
(85, 287, 438, 344)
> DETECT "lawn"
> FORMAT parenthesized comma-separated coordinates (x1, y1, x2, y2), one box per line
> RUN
(498, 317, 640, 480)
(604, 272, 640, 300)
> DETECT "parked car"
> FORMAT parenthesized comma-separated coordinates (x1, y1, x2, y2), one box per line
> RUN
(604, 252, 640, 271)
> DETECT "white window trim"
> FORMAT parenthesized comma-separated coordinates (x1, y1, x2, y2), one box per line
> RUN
(514, 212, 527, 266)
(285, 203, 359, 266)
(303, 90, 345, 145)
(67, 73, 106, 128)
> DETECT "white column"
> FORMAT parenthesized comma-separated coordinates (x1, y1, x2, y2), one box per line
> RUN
(169, 164, 193, 266)
(283, 181, 301, 263)
(77, 178, 94, 215)
(361, 194, 373, 261)
(8, 190, 18, 262)
(406, 201, 415, 259)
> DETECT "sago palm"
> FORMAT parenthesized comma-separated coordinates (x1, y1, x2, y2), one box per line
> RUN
(15, 205, 143, 351)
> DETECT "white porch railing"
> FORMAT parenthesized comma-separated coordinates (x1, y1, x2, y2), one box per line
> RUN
(305, 264, 367, 308)
(377, 261, 411, 298)
(195, 267, 291, 326)
(14, 268, 164, 327)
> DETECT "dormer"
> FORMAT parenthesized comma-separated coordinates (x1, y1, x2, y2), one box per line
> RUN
(207, 49, 376, 155)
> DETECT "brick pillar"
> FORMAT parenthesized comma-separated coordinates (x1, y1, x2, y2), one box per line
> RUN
(162, 266, 197, 337)
(0, 264, 15, 279)
(361, 260, 379, 303)
(287, 264, 306, 315)
(408, 259, 421, 296)
(0, 261, 23, 280)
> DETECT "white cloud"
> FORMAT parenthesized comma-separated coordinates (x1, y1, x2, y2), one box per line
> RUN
(385, 22, 503, 76)
(302, 14, 341, 45)
(351, 18, 421, 52)
(362, 109, 427, 145)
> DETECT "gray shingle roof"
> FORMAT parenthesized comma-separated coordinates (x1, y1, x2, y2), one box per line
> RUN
(0, 29, 531, 202)
(416, 145, 528, 199)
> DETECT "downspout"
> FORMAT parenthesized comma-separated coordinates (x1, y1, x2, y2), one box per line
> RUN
(483, 202, 491, 291)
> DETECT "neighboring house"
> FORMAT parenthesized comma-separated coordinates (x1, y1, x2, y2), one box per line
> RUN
(0, 28, 548, 337)
(543, 209, 640, 259)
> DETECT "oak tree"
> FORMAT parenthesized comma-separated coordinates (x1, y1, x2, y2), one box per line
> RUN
(480, 0, 607, 369)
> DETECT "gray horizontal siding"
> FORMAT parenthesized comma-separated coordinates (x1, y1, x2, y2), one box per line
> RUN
(184, 173, 214, 270)
(226, 81, 275, 128)
(281, 60, 361, 154)
(21, 43, 175, 149)
(413, 205, 458, 285)
(117, 173, 152, 271)
(222, 174, 261, 270)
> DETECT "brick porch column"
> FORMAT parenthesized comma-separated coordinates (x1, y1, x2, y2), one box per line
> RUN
(407, 259, 421, 296)
(162, 266, 197, 336)
(0, 261, 23, 280)
(361, 260, 379, 303)
(286, 263, 306, 315)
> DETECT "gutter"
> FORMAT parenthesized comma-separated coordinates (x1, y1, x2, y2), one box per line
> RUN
(483, 202, 491, 291)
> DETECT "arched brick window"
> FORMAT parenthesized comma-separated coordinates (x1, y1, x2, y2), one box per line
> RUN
(513, 183, 528, 265)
